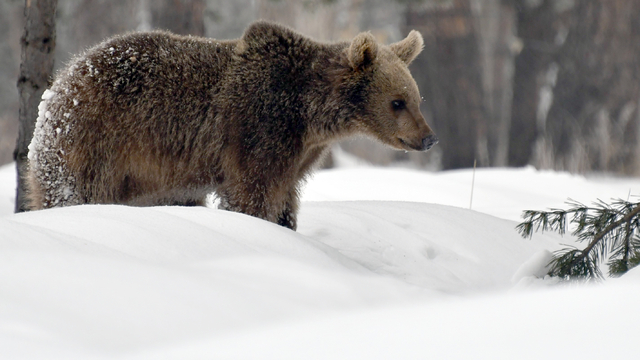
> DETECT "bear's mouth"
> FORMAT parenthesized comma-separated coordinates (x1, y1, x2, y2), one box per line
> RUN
(398, 135, 439, 152)
(398, 138, 423, 151)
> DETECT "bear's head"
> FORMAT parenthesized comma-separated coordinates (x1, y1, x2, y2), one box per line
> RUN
(345, 30, 437, 152)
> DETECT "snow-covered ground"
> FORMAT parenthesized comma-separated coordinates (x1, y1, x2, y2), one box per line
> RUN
(2, 159, 640, 359)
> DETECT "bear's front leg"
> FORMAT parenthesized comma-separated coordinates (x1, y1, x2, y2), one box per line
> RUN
(276, 188, 300, 231)
(217, 180, 297, 230)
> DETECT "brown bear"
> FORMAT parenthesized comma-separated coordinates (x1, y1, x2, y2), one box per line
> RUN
(26, 20, 437, 230)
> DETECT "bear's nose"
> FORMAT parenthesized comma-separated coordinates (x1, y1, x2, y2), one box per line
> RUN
(422, 134, 439, 151)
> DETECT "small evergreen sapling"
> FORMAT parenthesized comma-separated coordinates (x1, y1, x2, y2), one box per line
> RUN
(516, 198, 640, 281)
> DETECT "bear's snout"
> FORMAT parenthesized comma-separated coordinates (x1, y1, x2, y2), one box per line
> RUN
(421, 134, 439, 151)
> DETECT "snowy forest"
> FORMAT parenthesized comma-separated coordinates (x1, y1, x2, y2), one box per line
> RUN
(5, 1, 640, 358)
(3, 0, 640, 174)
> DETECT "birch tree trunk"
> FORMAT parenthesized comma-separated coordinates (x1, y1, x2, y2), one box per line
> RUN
(15, 0, 57, 213)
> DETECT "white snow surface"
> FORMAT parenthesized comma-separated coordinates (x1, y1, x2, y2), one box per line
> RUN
(1, 161, 640, 359)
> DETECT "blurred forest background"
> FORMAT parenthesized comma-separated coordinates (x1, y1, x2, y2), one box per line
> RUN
(2, 0, 640, 174)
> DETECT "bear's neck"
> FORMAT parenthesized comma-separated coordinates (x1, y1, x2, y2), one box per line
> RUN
(303, 44, 360, 148)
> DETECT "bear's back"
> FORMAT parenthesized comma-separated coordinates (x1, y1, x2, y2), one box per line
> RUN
(41, 33, 238, 164)
(58, 32, 235, 114)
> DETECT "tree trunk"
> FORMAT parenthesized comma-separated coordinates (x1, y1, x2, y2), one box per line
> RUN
(506, 0, 560, 167)
(15, 0, 57, 213)
(406, 0, 485, 170)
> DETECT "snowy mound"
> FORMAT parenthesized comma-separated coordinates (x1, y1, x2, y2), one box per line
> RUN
(2, 163, 640, 358)
(2, 202, 556, 358)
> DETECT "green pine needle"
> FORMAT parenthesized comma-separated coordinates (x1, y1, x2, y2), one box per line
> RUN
(517, 198, 640, 281)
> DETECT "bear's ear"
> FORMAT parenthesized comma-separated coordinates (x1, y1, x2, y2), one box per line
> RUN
(348, 32, 378, 71)
(389, 30, 424, 65)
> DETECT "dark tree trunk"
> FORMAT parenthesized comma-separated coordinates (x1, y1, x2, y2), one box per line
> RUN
(506, 0, 559, 167)
(406, 0, 486, 170)
(15, 0, 57, 213)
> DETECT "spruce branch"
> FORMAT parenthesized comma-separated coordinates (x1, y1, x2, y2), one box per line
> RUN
(517, 198, 640, 281)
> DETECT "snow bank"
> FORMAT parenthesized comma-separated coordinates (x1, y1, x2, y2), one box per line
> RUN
(1, 162, 640, 358)
(0, 202, 559, 358)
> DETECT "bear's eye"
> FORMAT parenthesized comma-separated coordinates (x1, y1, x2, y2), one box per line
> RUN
(391, 100, 406, 111)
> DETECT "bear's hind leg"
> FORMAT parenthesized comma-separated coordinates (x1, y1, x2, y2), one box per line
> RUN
(27, 156, 81, 209)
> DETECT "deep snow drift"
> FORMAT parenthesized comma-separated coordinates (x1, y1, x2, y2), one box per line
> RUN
(1, 162, 640, 359)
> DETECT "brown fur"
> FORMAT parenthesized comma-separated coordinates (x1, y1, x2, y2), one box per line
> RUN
(26, 21, 437, 230)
